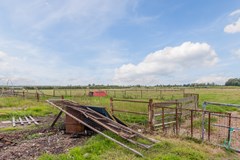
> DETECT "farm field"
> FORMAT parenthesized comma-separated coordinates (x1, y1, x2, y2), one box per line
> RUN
(0, 87, 240, 160)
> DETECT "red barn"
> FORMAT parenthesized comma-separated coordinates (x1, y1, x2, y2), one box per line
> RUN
(89, 91, 107, 97)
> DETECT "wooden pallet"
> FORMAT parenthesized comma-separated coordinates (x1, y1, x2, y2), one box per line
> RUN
(1, 116, 39, 127)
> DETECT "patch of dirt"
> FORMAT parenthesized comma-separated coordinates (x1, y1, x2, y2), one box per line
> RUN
(0, 115, 89, 160)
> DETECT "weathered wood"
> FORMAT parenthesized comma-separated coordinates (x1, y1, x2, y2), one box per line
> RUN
(154, 121, 176, 127)
(29, 116, 39, 125)
(50, 111, 63, 128)
(113, 109, 148, 115)
(19, 117, 24, 125)
(25, 116, 31, 124)
(46, 100, 144, 157)
(112, 99, 149, 103)
(12, 117, 16, 127)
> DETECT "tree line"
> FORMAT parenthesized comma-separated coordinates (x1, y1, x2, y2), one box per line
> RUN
(225, 78, 240, 86)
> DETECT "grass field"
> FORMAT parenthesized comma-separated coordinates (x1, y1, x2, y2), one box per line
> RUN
(1, 87, 240, 159)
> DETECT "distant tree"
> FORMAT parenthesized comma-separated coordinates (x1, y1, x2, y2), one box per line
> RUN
(225, 78, 240, 86)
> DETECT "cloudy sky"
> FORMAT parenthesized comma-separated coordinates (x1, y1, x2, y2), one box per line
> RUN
(0, 0, 240, 86)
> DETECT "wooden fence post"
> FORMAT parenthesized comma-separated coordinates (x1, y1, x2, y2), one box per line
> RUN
(36, 92, 39, 102)
(162, 107, 165, 132)
(148, 99, 154, 131)
(191, 110, 193, 138)
(110, 97, 114, 115)
(175, 106, 179, 135)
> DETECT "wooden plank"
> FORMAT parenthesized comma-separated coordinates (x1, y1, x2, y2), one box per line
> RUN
(1, 121, 12, 124)
(25, 116, 31, 124)
(154, 121, 176, 127)
(29, 116, 39, 125)
(113, 109, 148, 115)
(12, 117, 16, 127)
(19, 117, 24, 125)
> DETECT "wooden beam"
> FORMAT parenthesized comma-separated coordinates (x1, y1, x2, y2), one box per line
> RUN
(50, 111, 63, 128)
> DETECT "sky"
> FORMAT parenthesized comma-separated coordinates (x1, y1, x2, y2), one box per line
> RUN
(0, 0, 240, 86)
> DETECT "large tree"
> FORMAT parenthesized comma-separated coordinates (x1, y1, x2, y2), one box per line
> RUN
(225, 78, 240, 86)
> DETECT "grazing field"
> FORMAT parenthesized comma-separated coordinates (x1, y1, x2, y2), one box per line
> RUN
(0, 87, 240, 159)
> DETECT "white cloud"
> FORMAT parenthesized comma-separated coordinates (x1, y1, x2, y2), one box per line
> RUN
(195, 75, 230, 85)
(0, 0, 136, 37)
(114, 42, 219, 84)
(230, 9, 240, 16)
(224, 18, 240, 33)
(233, 49, 240, 58)
(224, 9, 240, 33)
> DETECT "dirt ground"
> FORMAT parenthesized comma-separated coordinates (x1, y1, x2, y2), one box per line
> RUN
(0, 116, 89, 160)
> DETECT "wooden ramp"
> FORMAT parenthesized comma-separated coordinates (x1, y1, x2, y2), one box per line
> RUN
(47, 99, 158, 157)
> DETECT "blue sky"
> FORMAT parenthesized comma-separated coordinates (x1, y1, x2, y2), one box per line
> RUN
(0, 0, 240, 86)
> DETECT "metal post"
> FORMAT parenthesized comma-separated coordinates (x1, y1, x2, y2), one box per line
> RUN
(201, 111, 206, 141)
(191, 110, 193, 138)
(175, 107, 179, 135)
(228, 113, 232, 143)
(36, 92, 39, 102)
(110, 97, 113, 115)
(208, 112, 211, 141)
(141, 90, 142, 99)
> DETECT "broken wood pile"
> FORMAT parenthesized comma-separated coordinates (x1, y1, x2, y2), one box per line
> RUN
(47, 99, 158, 157)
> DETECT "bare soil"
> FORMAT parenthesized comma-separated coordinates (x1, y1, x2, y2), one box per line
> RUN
(0, 116, 89, 160)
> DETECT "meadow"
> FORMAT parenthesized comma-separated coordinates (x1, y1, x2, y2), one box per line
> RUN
(1, 86, 240, 159)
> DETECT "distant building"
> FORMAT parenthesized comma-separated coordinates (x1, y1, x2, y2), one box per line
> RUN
(88, 91, 107, 97)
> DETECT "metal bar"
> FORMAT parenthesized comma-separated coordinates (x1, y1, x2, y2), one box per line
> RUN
(212, 124, 240, 130)
(162, 107, 165, 132)
(208, 112, 211, 141)
(228, 113, 232, 143)
(201, 111, 206, 141)
(191, 110, 193, 138)
(50, 111, 63, 128)
(204, 101, 240, 108)
(46, 100, 144, 157)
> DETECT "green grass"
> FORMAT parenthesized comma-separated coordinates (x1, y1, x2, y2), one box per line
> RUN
(1, 87, 240, 159)
(38, 132, 236, 160)
(0, 97, 59, 121)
